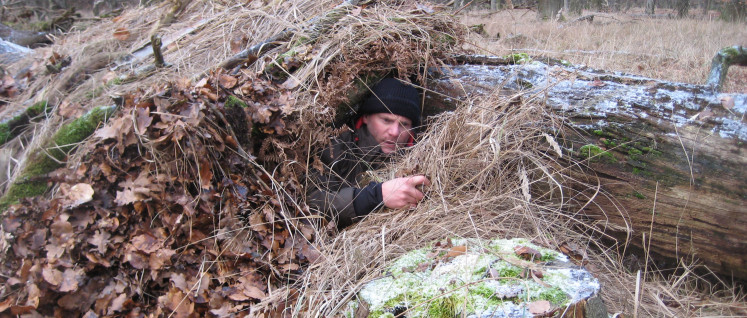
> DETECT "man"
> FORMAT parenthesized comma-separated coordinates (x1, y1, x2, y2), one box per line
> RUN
(307, 78, 430, 229)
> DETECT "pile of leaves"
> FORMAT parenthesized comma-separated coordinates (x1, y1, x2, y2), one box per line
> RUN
(0, 1, 466, 316)
(0, 71, 316, 316)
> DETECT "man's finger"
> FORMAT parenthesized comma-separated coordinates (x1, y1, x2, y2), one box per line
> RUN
(408, 175, 430, 186)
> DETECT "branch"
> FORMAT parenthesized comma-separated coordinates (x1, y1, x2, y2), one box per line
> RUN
(706, 45, 747, 91)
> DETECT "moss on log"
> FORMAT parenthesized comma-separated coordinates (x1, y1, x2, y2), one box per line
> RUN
(0, 105, 117, 212)
(0, 100, 50, 146)
(706, 45, 747, 91)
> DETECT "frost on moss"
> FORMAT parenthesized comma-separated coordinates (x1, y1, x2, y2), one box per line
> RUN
(0, 106, 116, 212)
(351, 237, 600, 318)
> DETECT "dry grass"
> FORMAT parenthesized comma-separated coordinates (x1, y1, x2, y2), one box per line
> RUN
(286, 87, 746, 317)
(458, 9, 747, 93)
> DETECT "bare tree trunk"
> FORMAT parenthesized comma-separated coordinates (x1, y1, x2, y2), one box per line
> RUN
(703, 0, 712, 16)
(676, 0, 689, 17)
(646, 0, 655, 14)
(424, 57, 747, 280)
(538, 0, 563, 19)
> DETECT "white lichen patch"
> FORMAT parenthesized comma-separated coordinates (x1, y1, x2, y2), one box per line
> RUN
(351, 237, 601, 318)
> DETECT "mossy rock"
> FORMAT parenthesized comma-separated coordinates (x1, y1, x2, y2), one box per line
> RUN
(346, 237, 607, 318)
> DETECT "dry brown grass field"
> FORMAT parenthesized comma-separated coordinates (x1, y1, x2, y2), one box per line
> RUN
(458, 8, 747, 93)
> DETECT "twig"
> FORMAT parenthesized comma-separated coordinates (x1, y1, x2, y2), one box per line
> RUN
(453, 0, 477, 15)
(151, 34, 165, 68)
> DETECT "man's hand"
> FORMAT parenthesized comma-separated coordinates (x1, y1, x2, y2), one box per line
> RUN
(381, 175, 431, 209)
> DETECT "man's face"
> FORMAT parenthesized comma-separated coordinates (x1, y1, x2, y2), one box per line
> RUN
(362, 113, 414, 154)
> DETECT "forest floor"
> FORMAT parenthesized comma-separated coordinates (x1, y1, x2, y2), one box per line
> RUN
(457, 8, 747, 93)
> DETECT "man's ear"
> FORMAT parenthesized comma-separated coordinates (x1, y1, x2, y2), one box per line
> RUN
(361, 114, 370, 125)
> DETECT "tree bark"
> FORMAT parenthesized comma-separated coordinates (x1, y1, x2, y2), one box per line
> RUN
(646, 0, 656, 15)
(0, 24, 51, 48)
(537, 0, 563, 19)
(676, 0, 689, 17)
(423, 57, 747, 280)
(0, 39, 32, 64)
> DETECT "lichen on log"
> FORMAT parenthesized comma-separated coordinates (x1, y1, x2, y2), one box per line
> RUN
(0, 105, 117, 212)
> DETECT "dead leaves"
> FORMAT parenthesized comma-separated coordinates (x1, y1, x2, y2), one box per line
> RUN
(59, 183, 94, 208)
(514, 245, 542, 261)
(0, 54, 315, 316)
(113, 27, 131, 41)
(528, 300, 553, 316)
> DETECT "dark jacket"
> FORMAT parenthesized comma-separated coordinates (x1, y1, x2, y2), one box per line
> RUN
(306, 126, 388, 229)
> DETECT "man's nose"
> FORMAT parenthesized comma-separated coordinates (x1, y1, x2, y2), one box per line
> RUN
(388, 124, 403, 137)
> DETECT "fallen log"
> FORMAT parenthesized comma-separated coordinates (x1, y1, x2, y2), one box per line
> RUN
(0, 39, 32, 65)
(0, 23, 52, 48)
(424, 57, 747, 280)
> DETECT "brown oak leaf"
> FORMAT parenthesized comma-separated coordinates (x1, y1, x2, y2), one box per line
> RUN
(59, 268, 81, 292)
(446, 245, 467, 257)
(514, 245, 542, 261)
(42, 265, 63, 286)
(528, 300, 553, 315)
(88, 230, 111, 254)
(131, 232, 161, 253)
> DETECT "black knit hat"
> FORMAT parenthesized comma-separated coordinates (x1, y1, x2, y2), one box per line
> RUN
(359, 78, 421, 127)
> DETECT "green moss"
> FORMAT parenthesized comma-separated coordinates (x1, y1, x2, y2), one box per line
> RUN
(539, 251, 558, 262)
(471, 284, 495, 299)
(0, 101, 50, 145)
(368, 310, 389, 318)
(382, 294, 407, 309)
(28, 101, 49, 115)
(628, 148, 643, 160)
(468, 284, 505, 309)
(505, 53, 531, 64)
(426, 295, 460, 318)
(0, 180, 48, 211)
(431, 31, 456, 45)
(560, 60, 572, 67)
(225, 95, 248, 109)
(496, 265, 522, 278)
(633, 191, 646, 199)
(578, 144, 616, 163)
(720, 46, 740, 61)
(537, 287, 568, 305)
(592, 130, 604, 136)
(473, 266, 487, 276)
(602, 139, 616, 148)
(108, 77, 124, 86)
(30, 21, 51, 31)
(0, 125, 9, 145)
(469, 24, 488, 37)
(1, 106, 116, 213)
